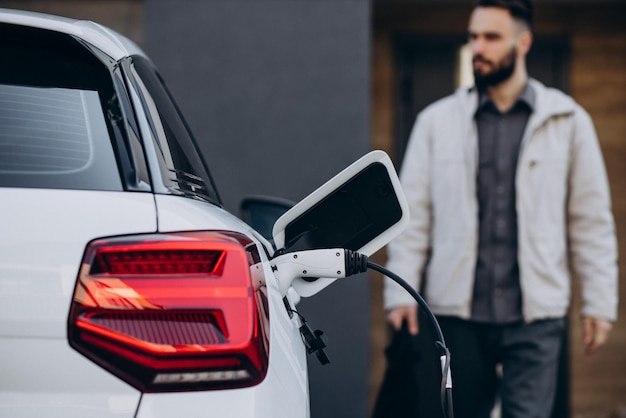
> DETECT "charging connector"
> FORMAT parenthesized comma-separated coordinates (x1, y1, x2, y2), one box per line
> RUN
(271, 249, 368, 296)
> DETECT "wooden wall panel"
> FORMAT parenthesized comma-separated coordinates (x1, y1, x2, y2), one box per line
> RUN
(570, 32, 626, 417)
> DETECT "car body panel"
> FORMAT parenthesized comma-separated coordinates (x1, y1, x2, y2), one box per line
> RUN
(0, 339, 140, 418)
(150, 195, 310, 418)
(0, 188, 156, 417)
(0, 188, 157, 339)
(137, 382, 309, 418)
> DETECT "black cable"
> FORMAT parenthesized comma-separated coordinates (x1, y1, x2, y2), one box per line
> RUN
(366, 259, 454, 418)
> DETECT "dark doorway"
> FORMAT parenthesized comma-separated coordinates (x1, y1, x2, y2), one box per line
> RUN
(392, 34, 571, 418)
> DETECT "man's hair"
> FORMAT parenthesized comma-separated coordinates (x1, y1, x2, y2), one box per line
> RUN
(475, 0, 534, 30)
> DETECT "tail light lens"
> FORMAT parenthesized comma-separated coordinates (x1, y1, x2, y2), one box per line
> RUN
(68, 231, 269, 392)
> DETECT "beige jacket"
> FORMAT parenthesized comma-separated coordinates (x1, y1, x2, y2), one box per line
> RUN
(384, 79, 618, 322)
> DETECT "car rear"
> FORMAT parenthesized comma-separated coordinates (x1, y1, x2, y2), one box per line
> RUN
(0, 9, 308, 418)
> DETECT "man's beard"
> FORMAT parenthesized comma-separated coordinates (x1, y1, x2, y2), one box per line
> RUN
(473, 47, 516, 90)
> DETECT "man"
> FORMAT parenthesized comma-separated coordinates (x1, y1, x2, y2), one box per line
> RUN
(381, 0, 618, 417)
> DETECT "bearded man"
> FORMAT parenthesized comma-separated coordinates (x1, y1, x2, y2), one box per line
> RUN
(377, 0, 618, 417)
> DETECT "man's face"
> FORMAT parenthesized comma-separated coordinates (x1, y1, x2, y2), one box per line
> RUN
(468, 7, 528, 88)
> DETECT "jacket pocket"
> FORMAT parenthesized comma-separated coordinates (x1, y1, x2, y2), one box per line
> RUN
(519, 153, 569, 234)
(424, 239, 475, 311)
(520, 236, 571, 316)
(431, 155, 475, 230)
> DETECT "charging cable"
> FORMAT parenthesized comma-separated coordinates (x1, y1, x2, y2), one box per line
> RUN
(367, 260, 454, 418)
(271, 248, 454, 418)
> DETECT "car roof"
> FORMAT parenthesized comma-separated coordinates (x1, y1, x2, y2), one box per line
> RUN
(0, 8, 146, 61)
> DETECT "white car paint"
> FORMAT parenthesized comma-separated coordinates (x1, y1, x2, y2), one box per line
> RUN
(148, 195, 310, 418)
(0, 188, 156, 417)
(0, 189, 311, 418)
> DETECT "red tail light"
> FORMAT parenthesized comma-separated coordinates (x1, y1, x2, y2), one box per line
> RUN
(68, 231, 269, 392)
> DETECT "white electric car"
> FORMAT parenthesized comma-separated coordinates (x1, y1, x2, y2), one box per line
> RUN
(0, 8, 408, 418)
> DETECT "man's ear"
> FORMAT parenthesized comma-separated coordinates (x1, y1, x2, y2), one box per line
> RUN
(519, 30, 533, 56)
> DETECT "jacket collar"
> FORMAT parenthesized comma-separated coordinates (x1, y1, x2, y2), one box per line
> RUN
(476, 82, 535, 115)
(457, 78, 576, 126)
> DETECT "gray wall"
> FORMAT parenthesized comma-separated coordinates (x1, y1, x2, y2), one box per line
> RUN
(144, 1, 372, 417)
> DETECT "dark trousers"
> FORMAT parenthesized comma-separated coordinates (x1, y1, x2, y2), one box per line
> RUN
(373, 313, 566, 418)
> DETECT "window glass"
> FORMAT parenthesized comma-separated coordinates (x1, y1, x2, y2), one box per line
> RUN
(0, 84, 122, 190)
(129, 57, 220, 205)
(0, 23, 124, 191)
(1, 85, 93, 173)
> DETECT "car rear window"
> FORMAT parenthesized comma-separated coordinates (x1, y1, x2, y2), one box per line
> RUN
(0, 23, 123, 191)
(0, 84, 121, 189)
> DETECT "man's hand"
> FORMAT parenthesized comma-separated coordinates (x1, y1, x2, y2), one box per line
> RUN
(583, 316, 613, 356)
(386, 305, 419, 335)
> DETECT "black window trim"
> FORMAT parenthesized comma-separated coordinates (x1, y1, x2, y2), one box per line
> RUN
(120, 56, 222, 206)
(73, 38, 153, 193)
